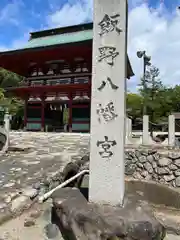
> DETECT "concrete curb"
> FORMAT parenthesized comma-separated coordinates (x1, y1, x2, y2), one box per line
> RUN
(125, 178, 180, 209)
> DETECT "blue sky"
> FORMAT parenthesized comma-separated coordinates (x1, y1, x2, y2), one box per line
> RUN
(0, 0, 93, 49)
(0, 0, 179, 49)
(1, 0, 180, 90)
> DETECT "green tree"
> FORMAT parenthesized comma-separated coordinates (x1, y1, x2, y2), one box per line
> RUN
(166, 85, 180, 113)
(139, 65, 166, 124)
(0, 88, 5, 100)
(126, 93, 143, 121)
(0, 68, 23, 89)
(0, 68, 23, 116)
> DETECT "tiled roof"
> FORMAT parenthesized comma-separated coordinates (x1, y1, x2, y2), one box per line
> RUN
(24, 29, 92, 49)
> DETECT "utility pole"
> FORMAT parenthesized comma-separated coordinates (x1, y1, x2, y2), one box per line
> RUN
(137, 51, 151, 115)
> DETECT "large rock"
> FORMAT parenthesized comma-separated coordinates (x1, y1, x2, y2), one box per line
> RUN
(158, 158, 172, 167)
(157, 167, 171, 175)
(52, 188, 166, 240)
(144, 162, 153, 173)
(174, 159, 180, 167)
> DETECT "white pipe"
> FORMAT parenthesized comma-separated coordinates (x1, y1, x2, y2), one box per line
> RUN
(38, 170, 89, 203)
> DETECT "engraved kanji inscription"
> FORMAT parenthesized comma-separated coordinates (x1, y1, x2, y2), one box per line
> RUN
(98, 77, 119, 91)
(97, 136, 117, 159)
(98, 47, 119, 66)
(98, 13, 122, 36)
(96, 101, 118, 123)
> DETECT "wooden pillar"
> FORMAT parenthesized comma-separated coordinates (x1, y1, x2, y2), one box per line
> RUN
(68, 92, 73, 132)
(41, 96, 45, 132)
(24, 97, 28, 130)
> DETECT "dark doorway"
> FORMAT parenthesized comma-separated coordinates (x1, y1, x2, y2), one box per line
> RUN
(45, 103, 65, 132)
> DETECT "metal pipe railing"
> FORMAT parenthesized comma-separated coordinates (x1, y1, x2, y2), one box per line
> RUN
(39, 170, 89, 203)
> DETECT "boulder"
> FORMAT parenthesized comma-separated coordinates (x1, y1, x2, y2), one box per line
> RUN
(52, 188, 166, 240)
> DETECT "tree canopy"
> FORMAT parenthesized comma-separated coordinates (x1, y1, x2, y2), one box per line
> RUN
(127, 65, 180, 125)
(0, 68, 23, 89)
(0, 68, 23, 116)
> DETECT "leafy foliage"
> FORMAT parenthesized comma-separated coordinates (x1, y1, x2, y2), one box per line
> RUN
(0, 68, 23, 88)
(126, 93, 143, 121)
(0, 68, 23, 116)
(127, 65, 180, 125)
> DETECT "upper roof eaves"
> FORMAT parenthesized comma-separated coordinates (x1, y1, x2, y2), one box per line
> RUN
(30, 22, 93, 39)
(24, 28, 93, 49)
(0, 22, 93, 53)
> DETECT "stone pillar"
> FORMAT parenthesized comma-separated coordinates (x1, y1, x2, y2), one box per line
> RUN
(4, 111, 10, 133)
(126, 118, 132, 138)
(142, 115, 149, 145)
(4, 110, 10, 146)
(89, 0, 127, 205)
(168, 115, 175, 146)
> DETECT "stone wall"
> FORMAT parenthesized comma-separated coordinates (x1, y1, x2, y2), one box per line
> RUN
(125, 147, 180, 187)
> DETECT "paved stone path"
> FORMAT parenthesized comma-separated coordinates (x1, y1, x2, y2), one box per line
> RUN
(0, 200, 64, 240)
(0, 132, 90, 223)
(1, 131, 89, 187)
(0, 132, 179, 239)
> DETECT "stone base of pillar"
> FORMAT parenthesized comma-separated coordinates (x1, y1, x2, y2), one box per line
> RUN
(51, 188, 166, 240)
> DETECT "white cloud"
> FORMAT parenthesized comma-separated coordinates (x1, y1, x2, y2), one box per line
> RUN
(1, 0, 180, 92)
(46, 1, 180, 90)
(47, 0, 93, 27)
(0, 0, 24, 26)
(128, 3, 180, 90)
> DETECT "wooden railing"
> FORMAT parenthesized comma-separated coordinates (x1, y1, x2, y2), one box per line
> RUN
(19, 72, 91, 87)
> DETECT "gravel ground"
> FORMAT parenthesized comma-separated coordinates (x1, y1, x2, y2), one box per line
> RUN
(0, 131, 179, 239)
(0, 201, 64, 240)
(0, 131, 90, 224)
